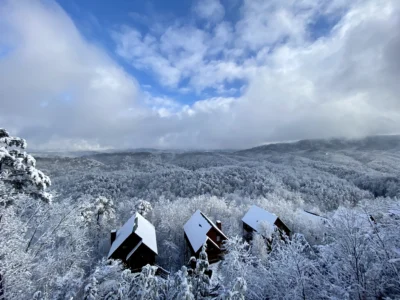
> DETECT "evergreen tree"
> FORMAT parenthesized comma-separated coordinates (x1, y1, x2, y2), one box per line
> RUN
(190, 245, 211, 299)
(176, 266, 195, 300)
(0, 128, 51, 202)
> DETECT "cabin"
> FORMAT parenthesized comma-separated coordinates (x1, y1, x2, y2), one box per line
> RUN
(184, 210, 228, 263)
(242, 205, 291, 242)
(108, 212, 158, 272)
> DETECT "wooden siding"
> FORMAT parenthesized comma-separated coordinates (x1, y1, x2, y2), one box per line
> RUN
(110, 233, 141, 261)
(184, 227, 227, 264)
(110, 233, 156, 272)
(274, 218, 291, 237)
(127, 243, 156, 272)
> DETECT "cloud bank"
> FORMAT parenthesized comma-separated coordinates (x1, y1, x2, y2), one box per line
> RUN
(0, 0, 399, 150)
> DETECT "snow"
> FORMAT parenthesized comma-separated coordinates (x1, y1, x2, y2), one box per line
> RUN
(135, 213, 158, 255)
(299, 210, 327, 224)
(126, 240, 143, 261)
(242, 205, 278, 232)
(184, 210, 212, 253)
(108, 212, 158, 259)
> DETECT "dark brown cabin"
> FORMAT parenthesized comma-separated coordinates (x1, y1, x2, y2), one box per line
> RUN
(184, 210, 228, 263)
(242, 205, 291, 243)
(108, 213, 158, 272)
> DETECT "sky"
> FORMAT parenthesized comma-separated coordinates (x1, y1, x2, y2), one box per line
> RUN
(0, 0, 399, 150)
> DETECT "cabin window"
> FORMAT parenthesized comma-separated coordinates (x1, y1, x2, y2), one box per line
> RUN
(216, 235, 221, 242)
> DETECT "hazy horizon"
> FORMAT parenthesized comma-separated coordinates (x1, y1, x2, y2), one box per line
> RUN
(28, 134, 400, 154)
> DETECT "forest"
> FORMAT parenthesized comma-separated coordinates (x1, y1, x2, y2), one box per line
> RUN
(1, 129, 400, 299)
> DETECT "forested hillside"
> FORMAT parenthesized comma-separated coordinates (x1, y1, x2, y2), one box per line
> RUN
(2, 133, 400, 299)
(38, 135, 400, 210)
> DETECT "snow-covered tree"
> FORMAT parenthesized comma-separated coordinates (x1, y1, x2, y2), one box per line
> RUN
(81, 196, 116, 227)
(220, 236, 254, 286)
(134, 199, 153, 216)
(319, 206, 400, 299)
(32, 291, 44, 300)
(175, 266, 195, 300)
(0, 193, 35, 299)
(186, 245, 212, 299)
(129, 265, 160, 299)
(263, 234, 322, 300)
(0, 128, 51, 202)
(86, 259, 125, 299)
(218, 277, 247, 300)
(79, 195, 116, 257)
(84, 276, 98, 300)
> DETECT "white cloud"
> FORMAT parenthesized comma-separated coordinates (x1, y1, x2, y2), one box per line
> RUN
(113, 27, 181, 87)
(193, 0, 225, 23)
(0, 0, 399, 150)
(0, 0, 140, 148)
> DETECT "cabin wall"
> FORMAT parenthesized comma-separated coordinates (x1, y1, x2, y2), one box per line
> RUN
(206, 228, 227, 262)
(127, 244, 156, 272)
(275, 218, 291, 237)
(205, 239, 223, 263)
(110, 234, 141, 262)
(206, 227, 226, 248)
(242, 222, 254, 242)
(184, 229, 227, 264)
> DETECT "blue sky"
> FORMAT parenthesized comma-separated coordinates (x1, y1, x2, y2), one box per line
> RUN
(55, 0, 248, 105)
(0, 0, 399, 150)
(54, 0, 340, 105)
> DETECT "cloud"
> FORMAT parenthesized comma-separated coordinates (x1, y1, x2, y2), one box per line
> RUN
(0, 0, 141, 148)
(0, 0, 399, 150)
(193, 0, 225, 23)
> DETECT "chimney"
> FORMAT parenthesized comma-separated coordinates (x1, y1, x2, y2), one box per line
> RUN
(216, 220, 222, 230)
(111, 230, 117, 244)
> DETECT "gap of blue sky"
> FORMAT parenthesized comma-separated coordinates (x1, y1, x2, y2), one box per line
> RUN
(55, 0, 339, 106)
(55, 0, 244, 104)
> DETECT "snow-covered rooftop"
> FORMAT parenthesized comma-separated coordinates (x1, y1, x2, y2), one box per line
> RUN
(108, 212, 158, 259)
(135, 213, 158, 255)
(184, 210, 227, 253)
(242, 205, 278, 232)
(299, 210, 327, 224)
(184, 210, 211, 253)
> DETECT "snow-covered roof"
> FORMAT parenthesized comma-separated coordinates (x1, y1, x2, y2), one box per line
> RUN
(108, 212, 158, 259)
(299, 210, 327, 224)
(135, 213, 158, 255)
(184, 210, 227, 253)
(242, 205, 278, 232)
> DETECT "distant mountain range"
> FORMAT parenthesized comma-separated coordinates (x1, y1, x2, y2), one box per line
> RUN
(32, 135, 400, 157)
(239, 135, 400, 154)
